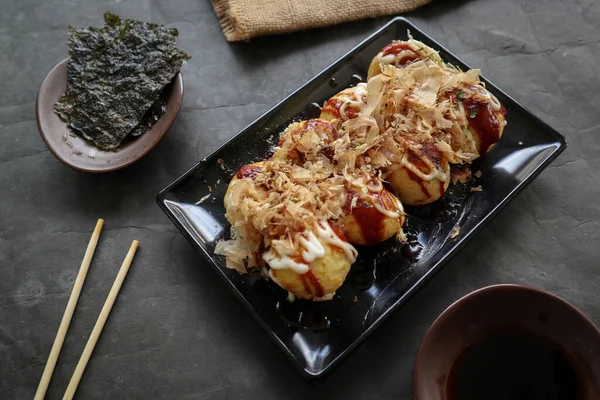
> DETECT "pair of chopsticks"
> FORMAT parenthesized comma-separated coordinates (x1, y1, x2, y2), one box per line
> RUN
(34, 219, 139, 400)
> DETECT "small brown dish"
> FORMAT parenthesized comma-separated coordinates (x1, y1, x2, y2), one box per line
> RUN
(413, 284, 600, 400)
(35, 59, 183, 173)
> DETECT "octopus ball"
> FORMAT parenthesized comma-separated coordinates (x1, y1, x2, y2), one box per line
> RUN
(272, 119, 339, 162)
(385, 143, 450, 206)
(320, 84, 367, 122)
(452, 83, 507, 157)
(224, 161, 267, 209)
(268, 240, 353, 301)
(340, 186, 405, 246)
(367, 40, 442, 80)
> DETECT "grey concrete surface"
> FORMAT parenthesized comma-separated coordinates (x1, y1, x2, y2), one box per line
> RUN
(1, 0, 599, 398)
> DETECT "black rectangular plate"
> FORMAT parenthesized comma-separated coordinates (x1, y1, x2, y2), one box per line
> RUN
(157, 17, 567, 382)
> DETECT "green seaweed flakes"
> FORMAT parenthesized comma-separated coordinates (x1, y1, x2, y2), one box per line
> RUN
(54, 12, 190, 150)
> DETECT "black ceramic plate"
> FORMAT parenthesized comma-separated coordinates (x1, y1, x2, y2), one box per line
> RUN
(157, 17, 567, 382)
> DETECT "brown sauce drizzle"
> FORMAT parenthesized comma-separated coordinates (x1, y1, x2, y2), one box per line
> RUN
(323, 98, 342, 119)
(286, 257, 314, 296)
(378, 189, 400, 218)
(406, 142, 442, 171)
(464, 100, 500, 156)
(329, 222, 349, 243)
(298, 273, 311, 294)
(404, 143, 445, 200)
(406, 169, 431, 200)
(303, 270, 324, 298)
(406, 149, 429, 173)
(344, 191, 387, 246)
(323, 98, 359, 120)
(326, 222, 351, 255)
(381, 42, 419, 65)
(236, 164, 262, 179)
(455, 85, 502, 157)
(275, 256, 324, 298)
(344, 106, 360, 119)
(420, 142, 443, 168)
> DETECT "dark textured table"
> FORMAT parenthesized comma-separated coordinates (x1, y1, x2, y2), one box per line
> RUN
(2, 0, 599, 398)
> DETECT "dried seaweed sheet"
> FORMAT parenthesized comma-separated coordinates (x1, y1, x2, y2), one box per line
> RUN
(129, 93, 168, 137)
(54, 12, 189, 150)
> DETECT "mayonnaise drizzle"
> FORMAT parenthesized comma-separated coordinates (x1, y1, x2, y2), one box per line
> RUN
(489, 92, 502, 111)
(367, 178, 383, 193)
(373, 193, 404, 219)
(378, 50, 416, 66)
(400, 151, 448, 182)
(338, 83, 367, 119)
(299, 232, 326, 262)
(316, 221, 358, 262)
(263, 221, 357, 274)
(263, 248, 309, 274)
(478, 88, 502, 111)
(467, 85, 502, 112)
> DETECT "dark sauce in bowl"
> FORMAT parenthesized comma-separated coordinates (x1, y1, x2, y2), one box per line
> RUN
(447, 330, 581, 400)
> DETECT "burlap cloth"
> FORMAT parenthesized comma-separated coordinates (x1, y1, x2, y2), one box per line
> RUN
(211, 0, 431, 41)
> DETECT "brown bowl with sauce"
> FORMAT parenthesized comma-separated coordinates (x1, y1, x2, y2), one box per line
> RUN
(413, 284, 600, 400)
(36, 58, 183, 173)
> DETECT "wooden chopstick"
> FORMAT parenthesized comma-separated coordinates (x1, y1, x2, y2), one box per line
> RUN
(62, 240, 139, 400)
(34, 219, 104, 400)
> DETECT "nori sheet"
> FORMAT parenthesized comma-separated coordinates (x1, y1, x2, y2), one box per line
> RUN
(129, 93, 168, 137)
(54, 12, 190, 150)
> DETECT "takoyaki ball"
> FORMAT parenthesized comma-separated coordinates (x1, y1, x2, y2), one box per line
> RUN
(339, 178, 405, 246)
(448, 83, 507, 157)
(272, 119, 339, 162)
(265, 222, 358, 300)
(320, 83, 367, 122)
(224, 161, 268, 210)
(222, 161, 271, 271)
(367, 40, 443, 80)
(385, 141, 450, 206)
(268, 243, 350, 301)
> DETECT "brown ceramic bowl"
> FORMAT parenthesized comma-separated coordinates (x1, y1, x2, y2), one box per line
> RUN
(413, 284, 600, 399)
(35, 58, 183, 173)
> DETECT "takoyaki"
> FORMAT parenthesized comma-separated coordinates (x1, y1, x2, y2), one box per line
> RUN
(320, 83, 367, 122)
(339, 175, 405, 246)
(215, 37, 508, 302)
(445, 83, 507, 157)
(266, 221, 357, 300)
(273, 119, 339, 162)
(384, 139, 450, 206)
(367, 39, 443, 80)
(221, 158, 359, 300)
